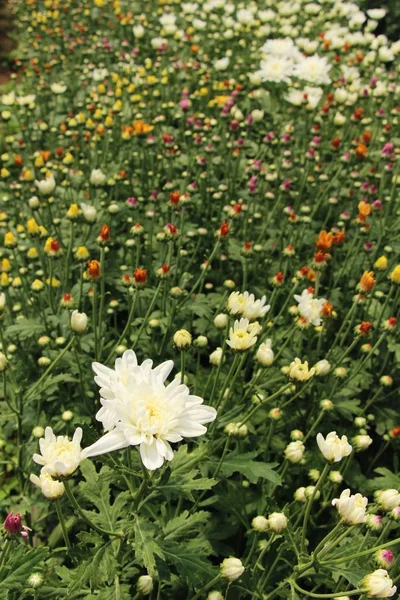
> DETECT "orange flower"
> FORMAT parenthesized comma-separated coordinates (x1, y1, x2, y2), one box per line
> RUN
(358, 201, 371, 217)
(218, 221, 230, 238)
(332, 230, 345, 246)
(87, 259, 101, 279)
(169, 191, 181, 206)
(98, 224, 110, 242)
(321, 301, 334, 318)
(362, 131, 372, 144)
(355, 144, 368, 159)
(358, 270, 375, 293)
(134, 268, 147, 286)
(316, 230, 333, 252)
(132, 120, 154, 135)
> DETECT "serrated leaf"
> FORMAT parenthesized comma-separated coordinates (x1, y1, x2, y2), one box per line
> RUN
(220, 453, 281, 485)
(5, 319, 45, 341)
(78, 460, 128, 530)
(160, 469, 217, 499)
(2, 547, 48, 591)
(132, 517, 164, 576)
(163, 510, 210, 540)
(159, 542, 217, 585)
(68, 542, 116, 593)
(371, 467, 400, 490)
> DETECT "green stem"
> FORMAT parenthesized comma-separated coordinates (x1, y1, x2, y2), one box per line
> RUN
(63, 480, 124, 538)
(191, 575, 221, 600)
(300, 463, 330, 554)
(106, 289, 139, 364)
(290, 580, 362, 598)
(133, 282, 162, 350)
(54, 499, 71, 550)
(326, 536, 400, 564)
(240, 383, 292, 426)
(25, 337, 74, 400)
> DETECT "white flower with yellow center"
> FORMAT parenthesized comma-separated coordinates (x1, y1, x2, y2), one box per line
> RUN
(294, 289, 326, 326)
(227, 318, 258, 351)
(289, 358, 315, 381)
(332, 489, 368, 525)
(81, 350, 216, 470)
(317, 431, 352, 462)
(33, 427, 83, 477)
(30, 470, 65, 499)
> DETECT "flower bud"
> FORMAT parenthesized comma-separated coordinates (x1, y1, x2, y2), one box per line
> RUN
(375, 490, 400, 511)
(194, 335, 208, 348)
(252, 515, 269, 532)
(173, 329, 192, 349)
(207, 593, 223, 600)
(210, 347, 223, 366)
(3, 511, 22, 534)
(220, 557, 244, 582)
(268, 512, 288, 532)
(28, 573, 43, 588)
(0, 351, 8, 372)
(314, 359, 331, 376)
(284, 440, 305, 463)
(375, 550, 395, 570)
(70, 310, 88, 333)
(214, 313, 228, 329)
(137, 575, 153, 596)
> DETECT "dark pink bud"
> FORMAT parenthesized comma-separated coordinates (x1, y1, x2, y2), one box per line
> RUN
(3, 511, 22, 534)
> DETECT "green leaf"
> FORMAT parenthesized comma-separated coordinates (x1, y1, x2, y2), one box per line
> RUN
(68, 542, 117, 594)
(159, 542, 217, 585)
(220, 453, 281, 485)
(5, 319, 45, 341)
(329, 564, 368, 587)
(334, 398, 362, 419)
(163, 510, 210, 541)
(2, 547, 48, 591)
(132, 517, 164, 576)
(160, 469, 217, 499)
(78, 460, 129, 530)
(371, 467, 400, 490)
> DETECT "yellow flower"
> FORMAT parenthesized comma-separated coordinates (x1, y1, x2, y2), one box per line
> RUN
(75, 246, 89, 261)
(35, 155, 45, 167)
(12, 277, 22, 288)
(97, 84, 106, 94)
(27, 247, 39, 259)
(105, 115, 113, 127)
(46, 277, 61, 288)
(16, 224, 25, 233)
(39, 225, 48, 237)
(27, 218, 40, 235)
(112, 100, 122, 112)
(389, 265, 400, 284)
(63, 152, 74, 165)
(0, 273, 10, 287)
(374, 256, 388, 270)
(23, 169, 35, 181)
(1, 168, 10, 178)
(1, 258, 11, 272)
(31, 279, 44, 292)
(66, 203, 80, 220)
(4, 231, 17, 247)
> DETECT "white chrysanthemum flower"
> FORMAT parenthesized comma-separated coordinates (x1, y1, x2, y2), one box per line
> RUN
(30, 470, 65, 499)
(35, 174, 56, 195)
(257, 56, 294, 83)
(289, 358, 315, 381)
(285, 88, 304, 106)
(361, 569, 396, 598)
(33, 427, 83, 477)
(303, 86, 324, 109)
(317, 432, 352, 462)
(81, 350, 216, 470)
(1, 91, 15, 105)
(332, 489, 368, 524)
(227, 318, 258, 351)
(294, 289, 326, 326)
(227, 291, 270, 321)
(260, 38, 302, 60)
(241, 292, 270, 321)
(293, 55, 332, 85)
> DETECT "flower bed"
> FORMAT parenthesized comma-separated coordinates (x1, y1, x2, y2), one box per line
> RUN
(0, 0, 400, 598)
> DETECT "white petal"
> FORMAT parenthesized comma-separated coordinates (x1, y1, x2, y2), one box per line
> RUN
(153, 360, 174, 381)
(81, 429, 129, 459)
(140, 439, 164, 470)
